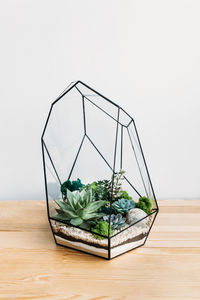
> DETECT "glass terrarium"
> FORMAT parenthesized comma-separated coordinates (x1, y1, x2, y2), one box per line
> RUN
(41, 81, 159, 259)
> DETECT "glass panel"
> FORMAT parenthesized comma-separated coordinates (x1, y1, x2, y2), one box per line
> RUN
(43, 87, 84, 183)
(75, 82, 97, 97)
(69, 136, 113, 184)
(48, 136, 114, 258)
(76, 82, 119, 121)
(110, 210, 157, 258)
(84, 96, 118, 169)
(56, 81, 78, 100)
(114, 123, 123, 172)
(121, 127, 147, 198)
(51, 219, 109, 259)
(118, 108, 132, 127)
(142, 210, 158, 246)
(128, 122, 157, 208)
(43, 143, 61, 218)
(120, 176, 143, 199)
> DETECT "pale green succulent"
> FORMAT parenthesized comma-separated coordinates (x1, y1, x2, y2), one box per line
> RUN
(53, 189, 106, 228)
(112, 198, 136, 214)
(103, 214, 126, 229)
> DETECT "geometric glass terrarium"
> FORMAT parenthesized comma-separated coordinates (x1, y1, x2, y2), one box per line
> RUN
(41, 81, 159, 259)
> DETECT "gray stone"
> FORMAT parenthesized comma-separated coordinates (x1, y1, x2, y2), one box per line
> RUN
(126, 208, 148, 227)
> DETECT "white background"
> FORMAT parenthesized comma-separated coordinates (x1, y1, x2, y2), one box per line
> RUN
(0, 0, 199, 200)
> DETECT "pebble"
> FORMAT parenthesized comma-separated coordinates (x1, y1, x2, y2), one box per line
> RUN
(126, 208, 149, 227)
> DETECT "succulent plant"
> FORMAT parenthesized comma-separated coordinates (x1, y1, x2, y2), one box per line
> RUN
(136, 196, 152, 214)
(112, 170, 125, 200)
(92, 221, 114, 240)
(112, 198, 136, 214)
(83, 170, 126, 202)
(82, 180, 111, 202)
(94, 180, 111, 201)
(81, 181, 97, 192)
(103, 214, 126, 229)
(99, 205, 114, 215)
(61, 178, 84, 198)
(54, 189, 106, 228)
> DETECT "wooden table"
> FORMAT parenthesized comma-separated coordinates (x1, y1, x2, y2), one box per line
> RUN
(0, 200, 200, 299)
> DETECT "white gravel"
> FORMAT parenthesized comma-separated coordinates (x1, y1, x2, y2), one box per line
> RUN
(51, 220, 150, 248)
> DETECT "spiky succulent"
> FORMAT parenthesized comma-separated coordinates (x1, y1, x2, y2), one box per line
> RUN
(103, 214, 126, 229)
(53, 189, 106, 228)
(112, 198, 136, 214)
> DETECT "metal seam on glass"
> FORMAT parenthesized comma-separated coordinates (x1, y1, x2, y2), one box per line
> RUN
(123, 175, 142, 198)
(108, 107, 120, 239)
(132, 120, 158, 209)
(68, 135, 86, 180)
(127, 127, 148, 196)
(43, 141, 62, 185)
(85, 134, 114, 172)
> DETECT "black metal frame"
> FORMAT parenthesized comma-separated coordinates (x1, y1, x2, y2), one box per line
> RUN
(41, 80, 159, 260)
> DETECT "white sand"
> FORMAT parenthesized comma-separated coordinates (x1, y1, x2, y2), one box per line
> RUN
(51, 220, 150, 258)
(55, 235, 108, 258)
(110, 237, 146, 258)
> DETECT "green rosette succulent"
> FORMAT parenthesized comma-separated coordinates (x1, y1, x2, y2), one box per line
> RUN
(112, 198, 136, 214)
(53, 189, 106, 229)
(103, 214, 126, 229)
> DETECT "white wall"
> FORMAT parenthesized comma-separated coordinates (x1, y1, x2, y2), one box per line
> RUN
(0, 0, 199, 200)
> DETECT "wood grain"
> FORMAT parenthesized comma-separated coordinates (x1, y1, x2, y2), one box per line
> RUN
(0, 200, 200, 299)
